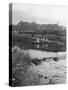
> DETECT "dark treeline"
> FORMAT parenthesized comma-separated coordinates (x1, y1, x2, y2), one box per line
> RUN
(9, 21, 66, 35)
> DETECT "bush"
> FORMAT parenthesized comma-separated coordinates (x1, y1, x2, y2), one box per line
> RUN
(12, 48, 40, 86)
(12, 48, 32, 86)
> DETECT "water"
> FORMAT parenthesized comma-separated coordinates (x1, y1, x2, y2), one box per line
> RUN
(12, 35, 66, 52)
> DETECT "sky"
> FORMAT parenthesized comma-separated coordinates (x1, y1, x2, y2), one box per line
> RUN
(12, 3, 67, 26)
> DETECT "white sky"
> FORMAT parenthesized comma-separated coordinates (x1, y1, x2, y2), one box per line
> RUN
(12, 3, 67, 26)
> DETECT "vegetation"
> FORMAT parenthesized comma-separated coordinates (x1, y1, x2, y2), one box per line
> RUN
(12, 48, 40, 86)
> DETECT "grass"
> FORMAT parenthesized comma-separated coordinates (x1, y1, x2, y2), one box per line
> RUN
(12, 48, 40, 86)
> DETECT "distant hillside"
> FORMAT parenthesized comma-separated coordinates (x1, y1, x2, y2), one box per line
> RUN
(9, 21, 66, 35)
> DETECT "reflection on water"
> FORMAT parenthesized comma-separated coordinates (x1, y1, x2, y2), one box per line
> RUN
(12, 36, 66, 52)
(37, 44, 39, 48)
(13, 40, 65, 52)
(36, 44, 48, 49)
